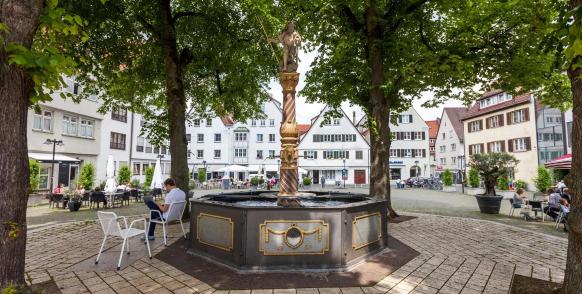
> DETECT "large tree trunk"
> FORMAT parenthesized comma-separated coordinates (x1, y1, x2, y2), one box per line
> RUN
(563, 55, 582, 293)
(365, 3, 397, 218)
(158, 0, 190, 215)
(0, 0, 44, 288)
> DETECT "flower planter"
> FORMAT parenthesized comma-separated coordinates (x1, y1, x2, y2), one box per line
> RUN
(68, 201, 82, 212)
(303, 185, 312, 190)
(498, 190, 515, 199)
(442, 186, 457, 193)
(475, 195, 503, 214)
(466, 187, 485, 195)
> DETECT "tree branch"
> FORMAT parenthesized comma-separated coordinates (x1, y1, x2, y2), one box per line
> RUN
(215, 70, 224, 95)
(172, 11, 205, 25)
(137, 15, 160, 40)
(419, 17, 436, 52)
(340, 4, 363, 32)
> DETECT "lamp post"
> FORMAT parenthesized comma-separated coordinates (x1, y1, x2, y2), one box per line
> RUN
(458, 155, 465, 194)
(44, 139, 63, 194)
(343, 158, 346, 188)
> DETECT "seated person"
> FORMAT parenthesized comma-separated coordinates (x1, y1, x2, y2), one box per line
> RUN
(91, 187, 107, 207)
(560, 197, 571, 232)
(513, 188, 534, 221)
(53, 183, 64, 194)
(143, 178, 185, 241)
(75, 184, 85, 195)
(544, 188, 562, 219)
(562, 188, 572, 203)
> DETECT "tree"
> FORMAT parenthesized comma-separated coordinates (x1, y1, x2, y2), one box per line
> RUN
(78, 163, 95, 190)
(117, 165, 131, 185)
(61, 0, 279, 215)
(468, 168, 480, 189)
(282, 0, 554, 218)
(28, 159, 40, 193)
(469, 153, 518, 197)
(442, 169, 453, 187)
(197, 168, 206, 183)
(144, 166, 154, 189)
(533, 166, 553, 192)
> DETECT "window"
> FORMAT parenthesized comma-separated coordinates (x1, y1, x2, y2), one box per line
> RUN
(399, 114, 413, 124)
(269, 134, 276, 142)
(110, 132, 126, 150)
(322, 170, 336, 179)
(62, 115, 78, 136)
(197, 149, 204, 159)
(514, 138, 527, 151)
(356, 150, 363, 159)
(111, 109, 127, 122)
(442, 133, 445, 140)
(137, 137, 144, 152)
(489, 141, 503, 153)
(214, 133, 221, 142)
(269, 119, 275, 126)
(313, 134, 356, 142)
(197, 133, 204, 143)
(214, 150, 221, 158)
(251, 120, 257, 126)
(469, 144, 483, 155)
(451, 144, 456, 151)
(414, 132, 424, 140)
(161, 145, 167, 155)
(257, 134, 263, 142)
(479, 92, 512, 108)
(390, 149, 397, 157)
(141, 163, 150, 175)
(430, 139, 435, 143)
(79, 119, 94, 138)
(323, 151, 349, 159)
(235, 132, 247, 141)
(33, 110, 52, 132)
(268, 150, 276, 158)
(39, 167, 50, 189)
(140, 118, 146, 127)
(193, 119, 201, 127)
(186, 134, 191, 142)
(322, 118, 331, 126)
(546, 117, 554, 123)
(440, 146, 446, 153)
(260, 120, 266, 126)
(304, 151, 318, 159)
(440, 158, 446, 164)
(64, 78, 81, 95)
(403, 132, 412, 140)
(256, 150, 263, 159)
(430, 146, 435, 151)
(235, 148, 247, 157)
(187, 149, 191, 158)
(451, 157, 457, 164)
(153, 146, 159, 154)
(145, 141, 152, 153)
(404, 149, 412, 157)
(508, 108, 529, 124)
(206, 118, 212, 127)
(133, 163, 141, 175)
(469, 120, 482, 132)
(333, 118, 340, 125)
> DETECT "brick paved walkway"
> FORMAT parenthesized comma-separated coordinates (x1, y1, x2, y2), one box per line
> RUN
(26, 214, 567, 293)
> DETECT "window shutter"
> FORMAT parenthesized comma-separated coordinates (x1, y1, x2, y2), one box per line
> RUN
(524, 108, 530, 121)
(508, 140, 514, 152)
(499, 114, 504, 127)
(397, 132, 402, 140)
(409, 114, 413, 123)
(423, 149, 426, 158)
(501, 141, 506, 152)
(412, 132, 416, 140)
(398, 115, 402, 123)
(486, 118, 490, 129)
(467, 122, 472, 133)
(487, 143, 491, 153)
(422, 132, 426, 140)
(480, 144, 484, 153)
(525, 137, 532, 151)
(507, 112, 512, 125)
(479, 120, 483, 130)
(469, 145, 473, 155)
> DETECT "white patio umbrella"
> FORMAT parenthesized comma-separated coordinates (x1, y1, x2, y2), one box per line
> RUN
(298, 167, 308, 175)
(215, 165, 249, 172)
(104, 155, 117, 192)
(150, 158, 164, 189)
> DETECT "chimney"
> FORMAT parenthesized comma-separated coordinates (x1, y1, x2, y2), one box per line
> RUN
(352, 111, 356, 124)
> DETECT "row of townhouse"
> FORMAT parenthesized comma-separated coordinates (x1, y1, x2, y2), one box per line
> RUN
(433, 90, 572, 190)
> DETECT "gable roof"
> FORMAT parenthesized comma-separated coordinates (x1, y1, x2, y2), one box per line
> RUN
(297, 124, 311, 137)
(462, 90, 531, 121)
(442, 107, 468, 141)
(220, 116, 234, 126)
(425, 119, 440, 139)
(298, 105, 370, 147)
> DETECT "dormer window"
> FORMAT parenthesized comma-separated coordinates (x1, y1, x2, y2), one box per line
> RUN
(479, 93, 513, 109)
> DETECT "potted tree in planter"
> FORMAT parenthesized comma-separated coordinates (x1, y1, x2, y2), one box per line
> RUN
(442, 169, 456, 192)
(469, 152, 518, 214)
(250, 176, 260, 190)
(117, 165, 131, 186)
(303, 177, 312, 189)
(466, 168, 484, 195)
(64, 188, 82, 212)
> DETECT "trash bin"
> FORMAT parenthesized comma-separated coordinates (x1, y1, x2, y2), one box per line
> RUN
(222, 178, 230, 190)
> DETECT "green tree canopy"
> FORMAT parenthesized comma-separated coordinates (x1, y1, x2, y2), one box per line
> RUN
(117, 165, 131, 185)
(79, 163, 96, 190)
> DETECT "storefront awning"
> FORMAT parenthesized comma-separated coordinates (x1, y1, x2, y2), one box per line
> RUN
(28, 152, 81, 163)
(544, 154, 571, 170)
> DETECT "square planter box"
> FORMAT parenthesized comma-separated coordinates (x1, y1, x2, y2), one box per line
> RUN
(442, 186, 457, 193)
(498, 191, 515, 199)
(466, 188, 484, 195)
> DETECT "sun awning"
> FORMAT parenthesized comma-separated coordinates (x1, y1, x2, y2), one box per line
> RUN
(28, 152, 81, 163)
(544, 154, 571, 170)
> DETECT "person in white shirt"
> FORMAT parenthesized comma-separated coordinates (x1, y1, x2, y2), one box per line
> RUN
(143, 178, 185, 240)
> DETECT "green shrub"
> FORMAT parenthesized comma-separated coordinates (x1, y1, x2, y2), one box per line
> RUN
(250, 176, 260, 186)
(533, 166, 553, 192)
(28, 159, 40, 192)
(79, 163, 96, 190)
(442, 169, 453, 186)
(468, 168, 480, 188)
(198, 168, 206, 183)
(514, 179, 526, 191)
(130, 178, 141, 189)
(117, 165, 131, 185)
(144, 166, 154, 188)
(99, 180, 106, 190)
(303, 177, 312, 185)
(497, 176, 510, 190)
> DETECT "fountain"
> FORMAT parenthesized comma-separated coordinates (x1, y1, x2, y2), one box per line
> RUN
(189, 21, 388, 271)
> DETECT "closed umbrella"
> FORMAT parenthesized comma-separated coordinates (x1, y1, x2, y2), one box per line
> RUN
(150, 158, 163, 189)
(104, 155, 117, 192)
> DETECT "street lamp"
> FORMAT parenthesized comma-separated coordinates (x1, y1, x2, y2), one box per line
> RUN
(342, 158, 346, 189)
(458, 155, 465, 194)
(44, 139, 63, 194)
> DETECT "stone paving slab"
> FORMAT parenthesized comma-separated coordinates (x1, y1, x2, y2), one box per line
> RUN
(26, 214, 567, 293)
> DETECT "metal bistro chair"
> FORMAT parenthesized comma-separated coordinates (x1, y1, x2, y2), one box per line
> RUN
(81, 192, 91, 207)
(49, 194, 64, 208)
(130, 189, 141, 202)
(147, 200, 187, 246)
(96, 211, 151, 270)
(121, 191, 131, 206)
(530, 201, 545, 222)
(508, 198, 520, 217)
(555, 205, 566, 230)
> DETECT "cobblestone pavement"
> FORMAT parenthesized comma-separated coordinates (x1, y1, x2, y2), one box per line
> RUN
(26, 213, 567, 293)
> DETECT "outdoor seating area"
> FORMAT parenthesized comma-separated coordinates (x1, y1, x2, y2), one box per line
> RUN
(508, 184, 571, 231)
(47, 188, 162, 211)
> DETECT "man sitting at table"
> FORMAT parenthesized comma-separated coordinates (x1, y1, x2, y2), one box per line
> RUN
(142, 178, 185, 241)
(544, 188, 562, 220)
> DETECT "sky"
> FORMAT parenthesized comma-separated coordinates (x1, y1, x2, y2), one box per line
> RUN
(267, 50, 466, 124)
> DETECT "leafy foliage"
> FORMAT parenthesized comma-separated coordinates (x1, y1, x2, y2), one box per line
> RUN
(197, 168, 206, 183)
(28, 159, 40, 192)
(442, 169, 453, 186)
(117, 165, 131, 185)
(144, 166, 154, 189)
(130, 178, 141, 189)
(250, 176, 260, 186)
(468, 168, 480, 188)
(533, 166, 553, 192)
(78, 163, 95, 190)
(302, 177, 312, 186)
(469, 153, 519, 196)
(514, 180, 527, 191)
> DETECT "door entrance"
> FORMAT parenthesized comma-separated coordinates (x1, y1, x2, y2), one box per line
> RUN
(58, 163, 70, 187)
(354, 170, 366, 184)
(312, 170, 320, 184)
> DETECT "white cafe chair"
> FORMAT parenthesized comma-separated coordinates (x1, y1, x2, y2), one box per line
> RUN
(147, 200, 187, 246)
(96, 211, 151, 270)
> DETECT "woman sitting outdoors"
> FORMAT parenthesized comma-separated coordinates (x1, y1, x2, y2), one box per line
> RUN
(513, 188, 534, 221)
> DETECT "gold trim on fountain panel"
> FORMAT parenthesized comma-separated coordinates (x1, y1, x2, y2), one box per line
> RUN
(259, 220, 330, 255)
(352, 212, 382, 250)
(196, 213, 234, 252)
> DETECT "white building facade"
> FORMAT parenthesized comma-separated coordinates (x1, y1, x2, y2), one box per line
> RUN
(298, 107, 370, 186)
(434, 107, 467, 181)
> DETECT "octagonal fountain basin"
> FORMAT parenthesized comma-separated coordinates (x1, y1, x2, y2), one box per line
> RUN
(189, 191, 388, 272)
